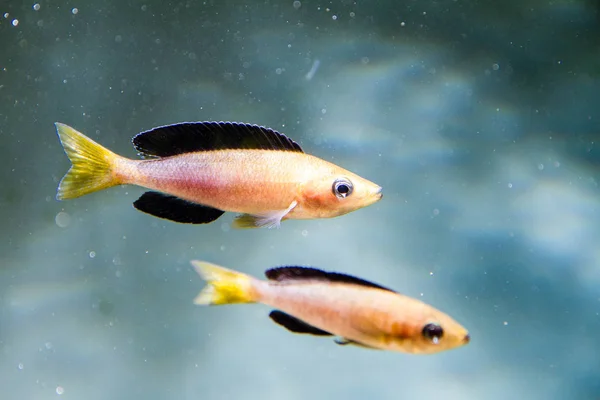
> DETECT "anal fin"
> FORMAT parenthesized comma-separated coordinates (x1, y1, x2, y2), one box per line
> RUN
(133, 191, 225, 224)
(269, 310, 333, 336)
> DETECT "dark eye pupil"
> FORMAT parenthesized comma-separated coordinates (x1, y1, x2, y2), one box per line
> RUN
(422, 323, 444, 341)
(332, 179, 353, 198)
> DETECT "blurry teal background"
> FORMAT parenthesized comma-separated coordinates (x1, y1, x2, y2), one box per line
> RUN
(2, 0, 600, 399)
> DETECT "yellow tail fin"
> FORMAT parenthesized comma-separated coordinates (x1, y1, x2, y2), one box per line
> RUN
(55, 122, 123, 200)
(191, 260, 257, 305)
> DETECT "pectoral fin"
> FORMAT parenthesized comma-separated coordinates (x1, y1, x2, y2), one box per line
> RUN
(334, 337, 379, 349)
(232, 200, 297, 229)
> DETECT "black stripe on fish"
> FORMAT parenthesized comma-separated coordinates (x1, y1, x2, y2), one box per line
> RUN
(269, 310, 333, 336)
(265, 266, 395, 292)
(133, 191, 225, 224)
(132, 121, 303, 157)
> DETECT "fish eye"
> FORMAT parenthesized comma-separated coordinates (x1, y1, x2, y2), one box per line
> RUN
(422, 323, 444, 344)
(332, 178, 353, 199)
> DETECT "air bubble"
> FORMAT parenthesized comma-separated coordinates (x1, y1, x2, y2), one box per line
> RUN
(72, 8, 78, 14)
(33, 3, 41, 11)
(55, 211, 71, 228)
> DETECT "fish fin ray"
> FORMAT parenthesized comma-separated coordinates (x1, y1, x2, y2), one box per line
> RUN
(133, 191, 224, 224)
(191, 260, 256, 305)
(264, 266, 395, 292)
(55, 123, 123, 200)
(269, 311, 333, 336)
(132, 121, 303, 157)
(232, 200, 297, 229)
(334, 338, 379, 349)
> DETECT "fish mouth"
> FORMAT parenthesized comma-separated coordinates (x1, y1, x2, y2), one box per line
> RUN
(463, 333, 471, 344)
(374, 186, 383, 200)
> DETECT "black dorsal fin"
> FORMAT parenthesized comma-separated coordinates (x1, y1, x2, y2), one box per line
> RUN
(264, 266, 395, 292)
(132, 121, 303, 157)
(133, 191, 225, 224)
(269, 310, 333, 336)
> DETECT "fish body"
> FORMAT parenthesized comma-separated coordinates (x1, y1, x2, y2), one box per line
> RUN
(54, 122, 382, 228)
(192, 261, 470, 354)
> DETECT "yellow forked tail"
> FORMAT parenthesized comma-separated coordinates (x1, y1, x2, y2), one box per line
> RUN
(191, 260, 257, 306)
(55, 122, 123, 200)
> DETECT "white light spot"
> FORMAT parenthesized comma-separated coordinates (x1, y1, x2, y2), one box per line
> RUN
(305, 59, 320, 80)
(508, 183, 513, 189)
(33, 3, 41, 11)
(401, 21, 405, 26)
(429, 271, 434, 276)
(11, 19, 18, 26)
(220, 245, 226, 251)
(89, 251, 96, 258)
(292, 1, 301, 9)
(71, 8, 78, 14)
(55, 211, 71, 228)
(503, 321, 508, 326)
(301, 229, 308, 237)
(56, 386, 64, 395)
(18, 363, 24, 370)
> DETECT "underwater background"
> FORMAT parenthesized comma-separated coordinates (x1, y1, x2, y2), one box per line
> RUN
(2, 0, 600, 399)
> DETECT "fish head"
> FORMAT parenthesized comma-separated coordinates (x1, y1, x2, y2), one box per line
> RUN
(300, 168, 383, 218)
(387, 304, 470, 354)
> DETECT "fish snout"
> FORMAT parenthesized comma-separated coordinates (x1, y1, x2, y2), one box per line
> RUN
(463, 333, 471, 344)
(374, 186, 383, 199)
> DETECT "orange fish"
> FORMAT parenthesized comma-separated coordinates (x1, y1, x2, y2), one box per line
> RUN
(54, 122, 382, 228)
(191, 260, 470, 354)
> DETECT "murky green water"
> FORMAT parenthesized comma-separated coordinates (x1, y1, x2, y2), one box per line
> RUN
(2, 1, 599, 399)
